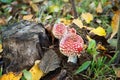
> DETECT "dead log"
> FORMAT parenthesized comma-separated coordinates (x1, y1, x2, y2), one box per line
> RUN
(1, 20, 50, 73)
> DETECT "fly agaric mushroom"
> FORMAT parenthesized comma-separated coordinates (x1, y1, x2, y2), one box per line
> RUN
(59, 28, 84, 63)
(52, 23, 67, 39)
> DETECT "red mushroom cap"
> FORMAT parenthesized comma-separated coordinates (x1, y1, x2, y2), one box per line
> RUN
(59, 28, 84, 57)
(52, 23, 67, 39)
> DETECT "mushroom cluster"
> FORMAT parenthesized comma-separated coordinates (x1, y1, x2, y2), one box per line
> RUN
(52, 23, 84, 63)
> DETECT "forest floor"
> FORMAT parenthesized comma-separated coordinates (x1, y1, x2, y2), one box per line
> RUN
(0, 0, 120, 80)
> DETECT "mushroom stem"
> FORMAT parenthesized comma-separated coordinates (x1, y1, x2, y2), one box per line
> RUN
(67, 55, 77, 63)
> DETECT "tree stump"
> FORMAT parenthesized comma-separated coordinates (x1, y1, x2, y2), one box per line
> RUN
(1, 20, 50, 73)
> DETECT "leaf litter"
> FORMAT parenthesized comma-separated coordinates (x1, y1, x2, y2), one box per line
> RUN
(0, 0, 120, 79)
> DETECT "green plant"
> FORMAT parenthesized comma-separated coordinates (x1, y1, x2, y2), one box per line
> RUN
(0, 0, 14, 3)
(0, 67, 3, 77)
(87, 57, 115, 79)
(21, 69, 32, 80)
(74, 61, 91, 75)
(87, 39, 99, 61)
(75, 39, 116, 79)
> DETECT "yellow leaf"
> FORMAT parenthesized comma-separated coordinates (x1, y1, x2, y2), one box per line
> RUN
(0, 44, 3, 53)
(23, 14, 33, 21)
(86, 35, 92, 41)
(84, 26, 95, 30)
(90, 26, 106, 37)
(63, 0, 69, 2)
(0, 72, 22, 80)
(72, 18, 84, 28)
(29, 60, 44, 80)
(96, 2, 103, 13)
(49, 5, 60, 13)
(81, 12, 93, 23)
(60, 18, 72, 25)
(110, 10, 120, 39)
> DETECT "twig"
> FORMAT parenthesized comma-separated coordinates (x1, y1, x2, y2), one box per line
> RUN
(69, 0, 78, 19)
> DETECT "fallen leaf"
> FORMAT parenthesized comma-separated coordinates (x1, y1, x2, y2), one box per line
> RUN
(48, 5, 60, 13)
(97, 43, 106, 51)
(86, 35, 92, 41)
(32, 0, 43, 3)
(0, 18, 6, 25)
(45, 15, 52, 20)
(39, 49, 60, 73)
(29, 60, 44, 80)
(89, 2, 96, 10)
(22, 0, 31, 3)
(23, 14, 33, 21)
(29, 1, 39, 12)
(110, 10, 120, 39)
(107, 39, 117, 47)
(60, 18, 72, 25)
(112, 64, 120, 78)
(72, 18, 84, 28)
(63, 0, 69, 2)
(84, 26, 95, 30)
(96, 2, 103, 13)
(0, 72, 22, 80)
(90, 26, 106, 37)
(115, 69, 120, 78)
(81, 12, 93, 23)
(56, 69, 67, 80)
(0, 44, 3, 53)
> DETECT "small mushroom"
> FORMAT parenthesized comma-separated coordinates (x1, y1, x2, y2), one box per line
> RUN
(59, 28, 84, 63)
(52, 23, 67, 39)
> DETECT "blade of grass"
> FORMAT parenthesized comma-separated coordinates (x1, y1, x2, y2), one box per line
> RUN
(74, 61, 91, 75)
(109, 51, 118, 64)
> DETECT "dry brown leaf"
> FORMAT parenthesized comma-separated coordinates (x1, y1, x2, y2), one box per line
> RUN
(29, 60, 44, 80)
(39, 49, 60, 74)
(115, 69, 120, 77)
(0, 72, 22, 80)
(110, 10, 120, 39)
(0, 18, 6, 25)
(96, 2, 103, 13)
(97, 43, 106, 51)
(23, 14, 33, 21)
(72, 18, 84, 28)
(112, 65, 120, 78)
(29, 1, 39, 12)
